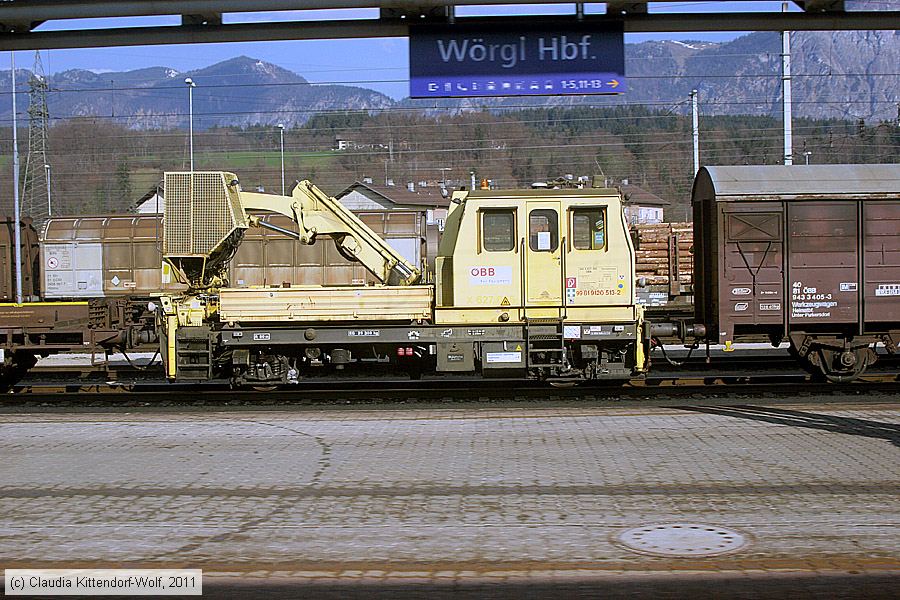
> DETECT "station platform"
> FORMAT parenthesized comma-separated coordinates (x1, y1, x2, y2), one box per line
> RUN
(1, 400, 898, 598)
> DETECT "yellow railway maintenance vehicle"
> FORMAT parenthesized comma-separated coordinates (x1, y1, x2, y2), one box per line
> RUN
(159, 172, 649, 386)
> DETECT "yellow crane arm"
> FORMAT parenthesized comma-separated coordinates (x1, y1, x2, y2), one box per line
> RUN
(240, 180, 419, 285)
(162, 171, 420, 290)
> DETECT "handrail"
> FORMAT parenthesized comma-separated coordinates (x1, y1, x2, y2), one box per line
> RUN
(560, 235, 567, 320)
(519, 237, 526, 321)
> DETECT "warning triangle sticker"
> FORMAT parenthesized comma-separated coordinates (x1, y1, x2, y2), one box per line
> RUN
(515, 344, 522, 351)
(500, 297, 510, 306)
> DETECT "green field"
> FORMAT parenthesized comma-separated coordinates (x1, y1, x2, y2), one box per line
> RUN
(196, 150, 340, 171)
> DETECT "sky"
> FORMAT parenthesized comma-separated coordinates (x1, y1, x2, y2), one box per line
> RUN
(23, 1, 823, 99)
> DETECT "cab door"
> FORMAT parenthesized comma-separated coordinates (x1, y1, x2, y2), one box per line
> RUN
(524, 201, 563, 317)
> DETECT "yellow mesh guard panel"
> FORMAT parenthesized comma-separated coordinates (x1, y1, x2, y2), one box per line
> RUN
(163, 172, 191, 255)
(163, 171, 248, 257)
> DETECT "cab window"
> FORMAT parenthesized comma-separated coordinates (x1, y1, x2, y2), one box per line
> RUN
(529, 209, 559, 252)
(482, 210, 515, 252)
(572, 208, 606, 250)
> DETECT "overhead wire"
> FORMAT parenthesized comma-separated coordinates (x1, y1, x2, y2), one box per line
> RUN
(4, 48, 895, 211)
(2, 97, 895, 128)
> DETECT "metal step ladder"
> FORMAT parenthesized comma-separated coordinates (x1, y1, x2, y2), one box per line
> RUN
(525, 318, 567, 369)
(175, 326, 213, 381)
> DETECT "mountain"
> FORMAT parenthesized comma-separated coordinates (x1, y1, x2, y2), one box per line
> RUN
(665, 30, 898, 121)
(1, 31, 896, 129)
(2, 55, 394, 129)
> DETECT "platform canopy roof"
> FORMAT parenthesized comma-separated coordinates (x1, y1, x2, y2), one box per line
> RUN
(0, 1, 896, 50)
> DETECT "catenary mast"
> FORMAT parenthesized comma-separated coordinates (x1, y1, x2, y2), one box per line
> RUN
(22, 50, 52, 224)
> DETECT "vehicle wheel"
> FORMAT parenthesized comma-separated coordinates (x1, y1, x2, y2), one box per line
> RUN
(813, 347, 873, 383)
(549, 380, 579, 388)
(0, 352, 37, 393)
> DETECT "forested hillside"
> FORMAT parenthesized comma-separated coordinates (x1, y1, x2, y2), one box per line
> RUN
(1, 106, 896, 220)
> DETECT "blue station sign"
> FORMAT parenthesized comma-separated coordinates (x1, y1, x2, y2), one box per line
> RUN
(409, 23, 625, 99)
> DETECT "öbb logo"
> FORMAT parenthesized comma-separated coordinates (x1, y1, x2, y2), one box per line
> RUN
(471, 267, 496, 277)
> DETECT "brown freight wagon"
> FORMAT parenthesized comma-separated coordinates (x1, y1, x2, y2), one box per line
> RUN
(0, 216, 40, 301)
(693, 164, 900, 381)
(0, 217, 97, 382)
(42, 214, 186, 298)
(233, 211, 428, 287)
(42, 210, 428, 297)
(632, 222, 693, 317)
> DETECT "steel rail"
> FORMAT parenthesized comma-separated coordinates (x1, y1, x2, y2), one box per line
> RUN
(3, 372, 897, 410)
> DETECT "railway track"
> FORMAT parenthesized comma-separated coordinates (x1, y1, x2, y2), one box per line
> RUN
(15, 347, 900, 384)
(4, 367, 898, 409)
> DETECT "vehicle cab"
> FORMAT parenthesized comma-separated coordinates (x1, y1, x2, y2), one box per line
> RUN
(434, 186, 638, 327)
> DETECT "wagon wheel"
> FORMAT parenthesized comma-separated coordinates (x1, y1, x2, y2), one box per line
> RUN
(549, 380, 579, 389)
(547, 370, 583, 388)
(0, 370, 14, 393)
(814, 347, 872, 383)
(0, 351, 37, 392)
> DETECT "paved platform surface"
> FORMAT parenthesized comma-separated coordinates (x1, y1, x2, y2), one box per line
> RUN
(1, 400, 899, 598)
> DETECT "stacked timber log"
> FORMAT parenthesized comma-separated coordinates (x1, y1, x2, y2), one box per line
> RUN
(632, 222, 693, 288)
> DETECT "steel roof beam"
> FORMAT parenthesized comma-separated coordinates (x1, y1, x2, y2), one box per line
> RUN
(0, 11, 894, 51)
(0, 0, 853, 24)
(606, 3, 649, 15)
(7, 1, 593, 24)
(181, 13, 223, 27)
(794, 1, 846, 12)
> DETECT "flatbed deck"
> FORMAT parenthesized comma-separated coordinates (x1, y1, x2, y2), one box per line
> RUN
(218, 285, 434, 323)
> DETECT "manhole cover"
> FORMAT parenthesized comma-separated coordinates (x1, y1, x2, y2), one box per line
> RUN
(617, 523, 748, 557)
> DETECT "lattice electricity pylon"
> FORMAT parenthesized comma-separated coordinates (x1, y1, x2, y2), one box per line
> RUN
(22, 50, 52, 224)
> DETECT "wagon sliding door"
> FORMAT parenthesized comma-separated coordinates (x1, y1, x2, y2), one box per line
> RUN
(719, 204, 784, 340)
(864, 201, 900, 327)
(787, 202, 858, 329)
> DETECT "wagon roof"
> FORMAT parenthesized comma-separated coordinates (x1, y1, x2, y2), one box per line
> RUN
(698, 164, 900, 200)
